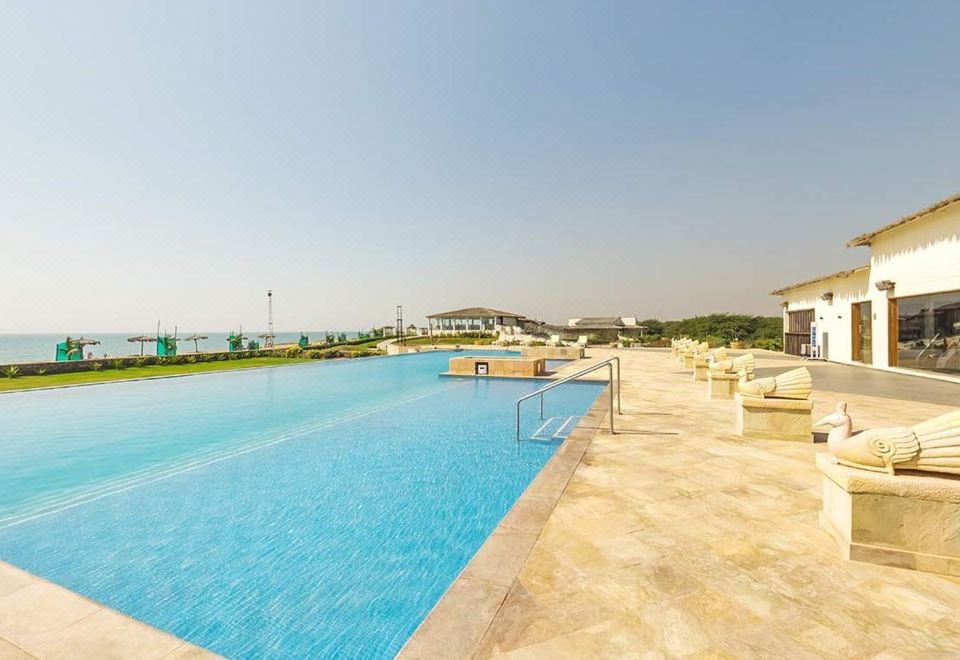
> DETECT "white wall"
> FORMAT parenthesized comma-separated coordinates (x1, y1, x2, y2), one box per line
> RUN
(782, 270, 870, 365)
(864, 203, 960, 368)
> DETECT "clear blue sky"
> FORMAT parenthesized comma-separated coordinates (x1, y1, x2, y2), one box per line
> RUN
(2, 1, 959, 332)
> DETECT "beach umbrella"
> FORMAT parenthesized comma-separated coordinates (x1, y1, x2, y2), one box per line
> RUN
(182, 334, 208, 353)
(77, 337, 101, 359)
(127, 335, 156, 356)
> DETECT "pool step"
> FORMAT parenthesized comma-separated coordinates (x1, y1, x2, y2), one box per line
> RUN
(529, 416, 580, 442)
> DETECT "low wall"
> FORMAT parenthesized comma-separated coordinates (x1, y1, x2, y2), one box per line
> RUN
(0, 349, 290, 376)
(519, 346, 584, 360)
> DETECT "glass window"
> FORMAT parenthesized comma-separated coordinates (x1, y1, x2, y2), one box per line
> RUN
(897, 290, 960, 374)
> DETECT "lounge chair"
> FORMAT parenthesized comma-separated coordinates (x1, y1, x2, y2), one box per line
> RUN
(577, 335, 588, 348)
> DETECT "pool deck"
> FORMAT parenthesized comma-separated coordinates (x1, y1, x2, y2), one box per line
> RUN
(6, 348, 960, 658)
(406, 348, 960, 658)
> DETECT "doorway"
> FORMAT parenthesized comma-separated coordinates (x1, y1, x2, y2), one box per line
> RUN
(852, 302, 873, 364)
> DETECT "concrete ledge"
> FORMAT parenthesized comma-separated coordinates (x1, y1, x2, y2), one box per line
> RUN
(519, 346, 584, 360)
(399, 389, 610, 659)
(817, 453, 960, 576)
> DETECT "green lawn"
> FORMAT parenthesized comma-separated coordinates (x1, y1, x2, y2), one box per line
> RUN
(0, 357, 305, 393)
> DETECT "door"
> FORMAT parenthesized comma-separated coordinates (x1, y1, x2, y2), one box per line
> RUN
(887, 298, 898, 367)
(785, 309, 814, 356)
(852, 302, 873, 364)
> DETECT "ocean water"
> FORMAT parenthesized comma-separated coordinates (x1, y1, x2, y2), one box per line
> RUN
(0, 331, 360, 364)
(0, 351, 603, 657)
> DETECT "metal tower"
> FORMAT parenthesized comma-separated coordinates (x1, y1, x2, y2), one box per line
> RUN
(396, 305, 404, 345)
(265, 290, 275, 348)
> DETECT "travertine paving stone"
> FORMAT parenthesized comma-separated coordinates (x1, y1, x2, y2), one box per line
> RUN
(476, 349, 960, 658)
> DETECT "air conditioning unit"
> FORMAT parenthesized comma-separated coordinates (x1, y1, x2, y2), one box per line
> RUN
(820, 292, 834, 302)
(875, 280, 895, 291)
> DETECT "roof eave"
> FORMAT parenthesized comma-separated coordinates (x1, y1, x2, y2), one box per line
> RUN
(846, 192, 960, 248)
(770, 265, 870, 296)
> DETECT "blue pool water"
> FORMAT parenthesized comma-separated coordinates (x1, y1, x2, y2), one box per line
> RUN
(0, 352, 603, 657)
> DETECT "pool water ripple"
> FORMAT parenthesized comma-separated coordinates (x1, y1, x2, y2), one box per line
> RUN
(0, 352, 603, 658)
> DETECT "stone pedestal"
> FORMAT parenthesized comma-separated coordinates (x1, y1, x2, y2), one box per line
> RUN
(693, 357, 709, 382)
(735, 394, 813, 442)
(817, 453, 960, 576)
(708, 371, 739, 399)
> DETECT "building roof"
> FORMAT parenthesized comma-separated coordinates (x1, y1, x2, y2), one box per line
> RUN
(426, 307, 526, 319)
(847, 192, 960, 247)
(572, 317, 626, 328)
(770, 265, 870, 296)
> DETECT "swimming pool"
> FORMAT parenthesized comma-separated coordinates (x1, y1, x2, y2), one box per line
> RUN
(0, 352, 603, 657)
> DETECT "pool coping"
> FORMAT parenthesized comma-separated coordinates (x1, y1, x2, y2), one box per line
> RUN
(397, 386, 610, 659)
(0, 559, 216, 659)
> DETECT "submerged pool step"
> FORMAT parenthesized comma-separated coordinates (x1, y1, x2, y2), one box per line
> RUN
(529, 415, 580, 442)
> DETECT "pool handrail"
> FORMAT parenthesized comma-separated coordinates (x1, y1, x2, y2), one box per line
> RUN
(516, 356, 621, 441)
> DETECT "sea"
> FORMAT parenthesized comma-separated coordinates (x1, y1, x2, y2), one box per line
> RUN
(0, 332, 360, 365)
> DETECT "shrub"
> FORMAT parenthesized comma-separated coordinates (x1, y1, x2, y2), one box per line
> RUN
(285, 346, 303, 358)
(112, 359, 126, 370)
(36, 368, 47, 376)
(89, 361, 102, 371)
(2, 365, 20, 379)
(187, 355, 198, 363)
(133, 357, 147, 368)
(307, 350, 323, 360)
(750, 337, 784, 352)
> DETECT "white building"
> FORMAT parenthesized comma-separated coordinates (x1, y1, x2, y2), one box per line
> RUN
(426, 307, 527, 336)
(772, 192, 960, 380)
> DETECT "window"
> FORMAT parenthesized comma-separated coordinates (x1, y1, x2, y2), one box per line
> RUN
(896, 290, 960, 374)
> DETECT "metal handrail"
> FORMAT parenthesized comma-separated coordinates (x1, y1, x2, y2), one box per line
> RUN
(516, 357, 621, 441)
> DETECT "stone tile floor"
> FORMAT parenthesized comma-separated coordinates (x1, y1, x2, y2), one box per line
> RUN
(475, 349, 960, 658)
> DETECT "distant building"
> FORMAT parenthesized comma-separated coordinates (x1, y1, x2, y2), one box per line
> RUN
(772, 192, 960, 379)
(563, 317, 642, 341)
(426, 307, 527, 336)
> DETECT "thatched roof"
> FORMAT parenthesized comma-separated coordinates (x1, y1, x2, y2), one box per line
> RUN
(127, 335, 155, 342)
(770, 265, 870, 295)
(847, 192, 960, 247)
(427, 307, 526, 319)
(572, 317, 625, 328)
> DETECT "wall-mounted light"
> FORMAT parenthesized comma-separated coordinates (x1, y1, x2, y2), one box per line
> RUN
(875, 280, 895, 291)
(820, 292, 834, 302)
